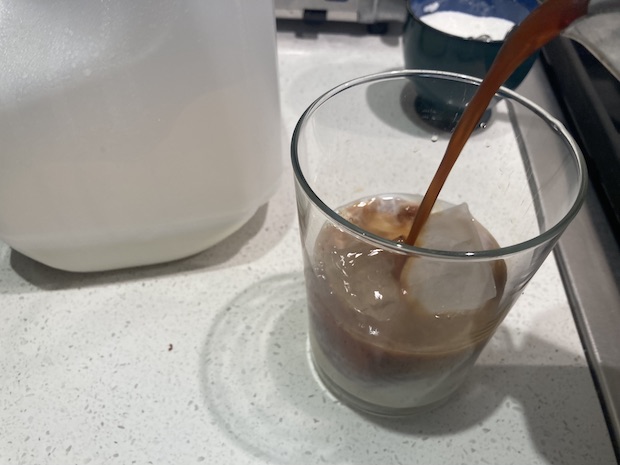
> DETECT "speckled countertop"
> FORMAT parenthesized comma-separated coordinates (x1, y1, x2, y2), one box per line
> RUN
(0, 22, 617, 465)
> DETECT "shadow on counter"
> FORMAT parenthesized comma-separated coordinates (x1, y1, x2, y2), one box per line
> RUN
(199, 273, 617, 465)
(2, 196, 291, 293)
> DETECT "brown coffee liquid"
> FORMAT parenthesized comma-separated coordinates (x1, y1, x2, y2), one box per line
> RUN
(404, 0, 590, 247)
(307, 195, 508, 410)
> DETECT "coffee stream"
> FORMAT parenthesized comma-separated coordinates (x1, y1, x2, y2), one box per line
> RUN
(404, 0, 590, 247)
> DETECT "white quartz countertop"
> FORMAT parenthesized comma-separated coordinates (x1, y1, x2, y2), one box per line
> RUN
(0, 22, 616, 465)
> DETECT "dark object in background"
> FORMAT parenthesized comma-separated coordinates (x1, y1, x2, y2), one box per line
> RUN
(542, 36, 620, 238)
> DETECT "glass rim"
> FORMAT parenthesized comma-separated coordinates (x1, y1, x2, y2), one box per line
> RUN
(290, 69, 588, 261)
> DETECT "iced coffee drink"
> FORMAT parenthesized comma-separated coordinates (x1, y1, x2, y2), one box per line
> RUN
(293, 71, 586, 415)
(304, 195, 507, 413)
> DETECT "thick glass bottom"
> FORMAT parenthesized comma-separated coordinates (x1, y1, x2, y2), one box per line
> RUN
(308, 346, 463, 417)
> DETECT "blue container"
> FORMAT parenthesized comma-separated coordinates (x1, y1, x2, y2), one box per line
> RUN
(403, 0, 538, 130)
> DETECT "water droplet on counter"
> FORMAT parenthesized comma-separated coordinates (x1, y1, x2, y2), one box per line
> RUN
(431, 134, 438, 142)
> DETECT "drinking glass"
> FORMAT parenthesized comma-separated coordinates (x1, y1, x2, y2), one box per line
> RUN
(291, 70, 587, 415)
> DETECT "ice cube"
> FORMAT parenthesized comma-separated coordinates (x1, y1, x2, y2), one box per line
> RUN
(323, 239, 404, 322)
(417, 202, 486, 252)
(401, 203, 497, 313)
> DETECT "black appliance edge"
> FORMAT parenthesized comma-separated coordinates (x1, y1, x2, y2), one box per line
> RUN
(531, 38, 620, 460)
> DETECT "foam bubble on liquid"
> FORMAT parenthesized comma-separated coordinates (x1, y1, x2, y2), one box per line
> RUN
(420, 11, 515, 41)
(423, 1, 440, 14)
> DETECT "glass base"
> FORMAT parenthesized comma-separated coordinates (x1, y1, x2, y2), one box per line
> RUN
(308, 347, 462, 417)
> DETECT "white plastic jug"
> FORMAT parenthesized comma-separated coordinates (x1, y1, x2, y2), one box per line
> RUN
(0, 0, 282, 272)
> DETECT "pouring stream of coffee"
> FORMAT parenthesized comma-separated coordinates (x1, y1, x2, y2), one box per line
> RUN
(403, 0, 590, 248)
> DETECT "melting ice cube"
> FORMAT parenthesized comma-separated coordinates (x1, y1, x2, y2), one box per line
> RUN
(401, 203, 497, 313)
